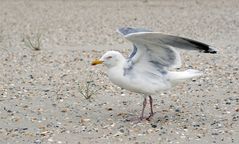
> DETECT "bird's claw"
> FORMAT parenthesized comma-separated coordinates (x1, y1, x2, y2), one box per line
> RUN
(146, 112, 154, 121)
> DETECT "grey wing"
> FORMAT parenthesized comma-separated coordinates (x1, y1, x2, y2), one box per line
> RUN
(117, 27, 152, 36)
(119, 30, 182, 69)
(117, 27, 152, 59)
(126, 32, 218, 54)
(118, 27, 217, 76)
(128, 43, 182, 69)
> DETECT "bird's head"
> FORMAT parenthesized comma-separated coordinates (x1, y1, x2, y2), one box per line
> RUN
(91, 51, 124, 68)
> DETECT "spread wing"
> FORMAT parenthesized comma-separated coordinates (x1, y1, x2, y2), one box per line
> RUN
(117, 27, 217, 76)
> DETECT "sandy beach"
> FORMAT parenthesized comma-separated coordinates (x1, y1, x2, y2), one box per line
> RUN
(0, 0, 239, 143)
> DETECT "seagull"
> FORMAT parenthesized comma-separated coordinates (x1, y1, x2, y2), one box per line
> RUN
(91, 27, 217, 120)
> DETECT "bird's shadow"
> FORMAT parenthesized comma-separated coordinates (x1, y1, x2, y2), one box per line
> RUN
(119, 110, 184, 125)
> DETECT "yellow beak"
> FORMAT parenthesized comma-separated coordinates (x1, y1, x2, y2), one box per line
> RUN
(91, 59, 103, 65)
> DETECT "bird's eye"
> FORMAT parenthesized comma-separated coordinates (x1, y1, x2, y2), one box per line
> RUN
(106, 56, 112, 59)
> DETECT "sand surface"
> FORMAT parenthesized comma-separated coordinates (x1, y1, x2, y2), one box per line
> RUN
(0, 0, 239, 144)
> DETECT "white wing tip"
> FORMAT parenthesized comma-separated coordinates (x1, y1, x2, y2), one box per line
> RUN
(207, 46, 218, 54)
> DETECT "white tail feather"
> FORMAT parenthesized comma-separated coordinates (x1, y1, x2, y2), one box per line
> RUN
(167, 69, 203, 84)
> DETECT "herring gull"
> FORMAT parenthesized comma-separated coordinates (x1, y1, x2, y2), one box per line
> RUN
(92, 27, 217, 120)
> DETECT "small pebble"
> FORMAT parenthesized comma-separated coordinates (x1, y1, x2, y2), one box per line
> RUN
(151, 124, 157, 128)
(107, 108, 113, 111)
(48, 138, 54, 142)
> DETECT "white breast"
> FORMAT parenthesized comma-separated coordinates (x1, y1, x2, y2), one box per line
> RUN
(107, 66, 171, 95)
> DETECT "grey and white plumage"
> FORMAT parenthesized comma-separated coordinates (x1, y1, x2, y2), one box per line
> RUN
(92, 27, 217, 120)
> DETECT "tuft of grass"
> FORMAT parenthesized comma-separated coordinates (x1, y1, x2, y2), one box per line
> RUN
(23, 33, 42, 51)
(78, 80, 101, 101)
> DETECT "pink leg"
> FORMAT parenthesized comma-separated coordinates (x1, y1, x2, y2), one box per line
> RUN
(140, 97, 147, 120)
(146, 95, 154, 120)
(149, 95, 154, 116)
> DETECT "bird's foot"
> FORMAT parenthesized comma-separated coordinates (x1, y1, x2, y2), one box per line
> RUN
(146, 112, 154, 121)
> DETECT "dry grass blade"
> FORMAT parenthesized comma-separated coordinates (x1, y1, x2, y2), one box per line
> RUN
(24, 33, 42, 51)
(78, 80, 101, 101)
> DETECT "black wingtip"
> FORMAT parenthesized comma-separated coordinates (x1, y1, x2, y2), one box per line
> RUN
(181, 37, 218, 54)
(204, 46, 218, 54)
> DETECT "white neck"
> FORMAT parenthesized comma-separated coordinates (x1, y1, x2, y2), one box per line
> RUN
(107, 57, 127, 87)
